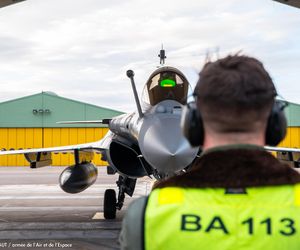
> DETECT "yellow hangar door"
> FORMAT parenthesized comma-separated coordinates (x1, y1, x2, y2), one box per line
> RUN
(42, 127, 108, 166)
(0, 128, 43, 166)
(0, 127, 108, 166)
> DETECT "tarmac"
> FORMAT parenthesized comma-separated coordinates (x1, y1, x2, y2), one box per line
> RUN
(0, 166, 153, 250)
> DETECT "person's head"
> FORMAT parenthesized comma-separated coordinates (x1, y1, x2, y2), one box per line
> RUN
(194, 54, 277, 149)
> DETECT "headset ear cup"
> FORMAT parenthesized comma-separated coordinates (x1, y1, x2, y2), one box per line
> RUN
(265, 100, 287, 146)
(181, 102, 204, 147)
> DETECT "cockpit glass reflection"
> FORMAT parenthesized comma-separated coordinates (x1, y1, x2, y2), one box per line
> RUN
(142, 69, 189, 107)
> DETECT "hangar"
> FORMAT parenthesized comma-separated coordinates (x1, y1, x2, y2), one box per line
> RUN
(280, 101, 300, 148)
(0, 92, 123, 166)
(0, 92, 299, 166)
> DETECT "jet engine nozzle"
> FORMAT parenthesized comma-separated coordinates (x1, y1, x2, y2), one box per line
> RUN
(138, 112, 198, 175)
(59, 162, 98, 194)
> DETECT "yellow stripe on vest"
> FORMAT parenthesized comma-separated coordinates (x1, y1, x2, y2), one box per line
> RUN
(158, 187, 184, 205)
(294, 184, 300, 206)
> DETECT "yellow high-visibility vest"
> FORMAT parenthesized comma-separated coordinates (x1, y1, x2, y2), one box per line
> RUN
(144, 185, 300, 250)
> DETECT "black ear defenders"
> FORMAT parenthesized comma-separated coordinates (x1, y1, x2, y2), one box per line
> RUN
(181, 101, 204, 147)
(181, 99, 288, 147)
(265, 100, 288, 146)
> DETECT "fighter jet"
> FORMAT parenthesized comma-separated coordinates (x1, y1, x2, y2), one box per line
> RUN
(0, 52, 199, 218)
(3, 0, 299, 219)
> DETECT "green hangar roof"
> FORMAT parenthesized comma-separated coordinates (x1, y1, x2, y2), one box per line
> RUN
(0, 92, 123, 128)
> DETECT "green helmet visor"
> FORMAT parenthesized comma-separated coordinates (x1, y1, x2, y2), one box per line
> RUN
(160, 78, 176, 88)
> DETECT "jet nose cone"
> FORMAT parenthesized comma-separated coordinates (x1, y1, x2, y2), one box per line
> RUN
(139, 115, 198, 174)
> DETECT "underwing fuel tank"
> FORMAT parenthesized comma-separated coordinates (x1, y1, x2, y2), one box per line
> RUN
(59, 162, 98, 194)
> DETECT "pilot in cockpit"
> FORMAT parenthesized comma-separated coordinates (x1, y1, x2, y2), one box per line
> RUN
(142, 67, 189, 108)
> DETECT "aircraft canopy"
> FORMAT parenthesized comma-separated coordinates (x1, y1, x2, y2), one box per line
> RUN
(142, 67, 189, 107)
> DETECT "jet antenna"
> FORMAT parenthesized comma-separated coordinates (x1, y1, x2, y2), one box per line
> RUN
(158, 44, 166, 66)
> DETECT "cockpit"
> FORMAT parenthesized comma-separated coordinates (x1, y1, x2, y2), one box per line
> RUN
(141, 67, 189, 108)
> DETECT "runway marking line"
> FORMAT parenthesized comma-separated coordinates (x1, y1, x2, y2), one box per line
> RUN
(92, 212, 104, 220)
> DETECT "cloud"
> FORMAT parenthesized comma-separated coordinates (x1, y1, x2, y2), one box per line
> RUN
(0, 0, 299, 111)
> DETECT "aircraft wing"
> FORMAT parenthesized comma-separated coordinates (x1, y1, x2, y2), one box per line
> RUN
(0, 141, 105, 155)
(0, 0, 25, 8)
(265, 146, 300, 153)
(265, 146, 300, 168)
(0, 131, 113, 168)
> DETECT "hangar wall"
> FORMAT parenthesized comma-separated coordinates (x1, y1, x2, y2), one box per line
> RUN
(277, 102, 300, 148)
(0, 127, 109, 166)
(279, 127, 300, 148)
(0, 92, 123, 166)
(1, 92, 299, 166)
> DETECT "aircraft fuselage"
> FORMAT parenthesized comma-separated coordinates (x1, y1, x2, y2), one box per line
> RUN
(107, 99, 199, 178)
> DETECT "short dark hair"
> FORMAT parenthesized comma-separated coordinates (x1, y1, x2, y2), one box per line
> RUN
(195, 54, 276, 132)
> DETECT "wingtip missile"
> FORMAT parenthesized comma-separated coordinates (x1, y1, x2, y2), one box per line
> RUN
(56, 119, 111, 125)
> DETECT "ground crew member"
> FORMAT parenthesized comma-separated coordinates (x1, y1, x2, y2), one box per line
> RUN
(120, 54, 300, 250)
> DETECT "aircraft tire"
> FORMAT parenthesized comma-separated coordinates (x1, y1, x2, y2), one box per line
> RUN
(104, 189, 117, 219)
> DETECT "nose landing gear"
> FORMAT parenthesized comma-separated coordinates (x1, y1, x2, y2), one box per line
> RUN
(103, 175, 137, 219)
(104, 189, 117, 219)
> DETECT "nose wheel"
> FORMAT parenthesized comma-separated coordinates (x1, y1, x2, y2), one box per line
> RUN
(103, 175, 137, 219)
(104, 189, 117, 219)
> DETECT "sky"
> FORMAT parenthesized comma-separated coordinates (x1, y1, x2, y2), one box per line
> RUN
(0, 0, 299, 112)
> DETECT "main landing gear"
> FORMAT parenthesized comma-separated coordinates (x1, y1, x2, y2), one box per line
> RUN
(104, 175, 137, 219)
